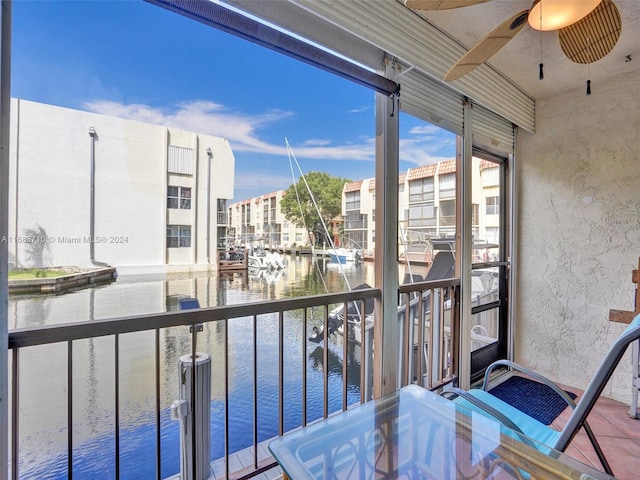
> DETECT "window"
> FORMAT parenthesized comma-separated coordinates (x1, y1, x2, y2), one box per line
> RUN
(439, 199, 455, 226)
(167, 186, 191, 209)
(270, 197, 277, 221)
(344, 230, 367, 250)
(439, 173, 455, 192)
(345, 210, 367, 229)
(409, 178, 434, 203)
(486, 196, 500, 215)
(409, 203, 435, 227)
(167, 225, 191, 248)
(408, 177, 436, 227)
(485, 227, 499, 245)
(482, 166, 499, 186)
(168, 145, 193, 175)
(243, 204, 251, 224)
(217, 199, 228, 224)
(345, 191, 360, 211)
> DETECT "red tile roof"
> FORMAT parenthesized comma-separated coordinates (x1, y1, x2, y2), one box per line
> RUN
(407, 164, 437, 180)
(438, 159, 456, 174)
(344, 180, 363, 192)
(479, 160, 498, 171)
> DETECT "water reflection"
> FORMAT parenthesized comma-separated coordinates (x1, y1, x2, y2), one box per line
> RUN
(10, 256, 427, 479)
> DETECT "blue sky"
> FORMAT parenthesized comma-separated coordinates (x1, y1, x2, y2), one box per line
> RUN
(11, 0, 456, 201)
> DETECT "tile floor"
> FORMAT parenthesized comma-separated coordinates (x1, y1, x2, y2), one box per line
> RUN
(552, 385, 640, 480)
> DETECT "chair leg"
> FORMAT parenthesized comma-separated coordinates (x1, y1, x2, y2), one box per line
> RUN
(582, 421, 614, 477)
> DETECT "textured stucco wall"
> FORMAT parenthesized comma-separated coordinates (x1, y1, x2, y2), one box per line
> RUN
(516, 70, 640, 403)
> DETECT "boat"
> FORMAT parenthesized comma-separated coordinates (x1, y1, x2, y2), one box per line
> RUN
(308, 282, 375, 344)
(308, 250, 498, 347)
(247, 247, 287, 271)
(326, 247, 363, 264)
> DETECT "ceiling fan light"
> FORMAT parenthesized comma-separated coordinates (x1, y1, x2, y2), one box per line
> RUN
(528, 0, 602, 31)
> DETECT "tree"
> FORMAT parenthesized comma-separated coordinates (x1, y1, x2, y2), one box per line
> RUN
(280, 171, 350, 246)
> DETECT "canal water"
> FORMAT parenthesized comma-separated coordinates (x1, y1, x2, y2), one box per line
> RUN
(10, 255, 428, 479)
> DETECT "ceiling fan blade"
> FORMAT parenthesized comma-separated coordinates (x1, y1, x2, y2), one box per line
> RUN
(404, 0, 491, 11)
(444, 10, 529, 82)
(558, 0, 621, 64)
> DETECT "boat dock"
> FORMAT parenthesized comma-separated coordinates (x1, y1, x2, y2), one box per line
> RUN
(218, 247, 249, 272)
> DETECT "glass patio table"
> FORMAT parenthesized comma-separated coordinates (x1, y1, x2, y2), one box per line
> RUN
(269, 384, 614, 480)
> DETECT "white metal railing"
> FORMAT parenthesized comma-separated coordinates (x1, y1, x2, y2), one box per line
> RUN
(7, 280, 462, 480)
(8, 289, 379, 480)
(399, 278, 461, 390)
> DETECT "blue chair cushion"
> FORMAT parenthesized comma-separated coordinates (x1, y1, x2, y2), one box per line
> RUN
(454, 388, 562, 449)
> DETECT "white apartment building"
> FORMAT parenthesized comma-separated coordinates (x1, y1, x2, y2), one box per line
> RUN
(342, 158, 500, 261)
(228, 158, 501, 260)
(228, 189, 310, 250)
(8, 99, 235, 273)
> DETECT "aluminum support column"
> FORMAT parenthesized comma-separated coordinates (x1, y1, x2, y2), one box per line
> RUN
(508, 134, 518, 363)
(373, 60, 399, 399)
(0, 2, 10, 478)
(457, 101, 473, 390)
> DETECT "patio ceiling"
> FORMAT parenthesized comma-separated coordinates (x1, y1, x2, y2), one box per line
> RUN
(402, 0, 640, 100)
(224, 0, 640, 122)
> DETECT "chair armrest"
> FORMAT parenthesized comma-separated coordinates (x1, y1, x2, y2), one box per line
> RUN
(482, 360, 578, 410)
(442, 387, 525, 434)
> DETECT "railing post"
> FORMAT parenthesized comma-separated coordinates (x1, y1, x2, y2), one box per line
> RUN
(171, 353, 212, 480)
(432, 290, 442, 387)
(631, 340, 639, 419)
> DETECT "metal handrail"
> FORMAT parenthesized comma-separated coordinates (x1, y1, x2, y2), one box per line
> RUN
(7, 283, 463, 479)
(398, 277, 459, 294)
(8, 287, 381, 480)
(8, 288, 380, 348)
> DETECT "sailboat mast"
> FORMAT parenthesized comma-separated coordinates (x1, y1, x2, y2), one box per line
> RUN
(285, 138, 354, 294)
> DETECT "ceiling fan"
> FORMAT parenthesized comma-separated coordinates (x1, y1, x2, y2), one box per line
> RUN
(404, 0, 622, 83)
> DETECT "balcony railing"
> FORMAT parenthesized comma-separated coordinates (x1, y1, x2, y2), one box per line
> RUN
(398, 278, 460, 389)
(7, 280, 461, 480)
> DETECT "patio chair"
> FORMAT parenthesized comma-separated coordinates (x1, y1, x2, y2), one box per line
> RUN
(445, 313, 640, 477)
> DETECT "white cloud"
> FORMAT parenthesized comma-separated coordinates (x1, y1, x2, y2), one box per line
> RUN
(409, 124, 443, 136)
(83, 99, 456, 167)
(84, 99, 293, 155)
(347, 106, 370, 114)
(83, 99, 376, 161)
(399, 136, 457, 166)
(302, 139, 331, 146)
